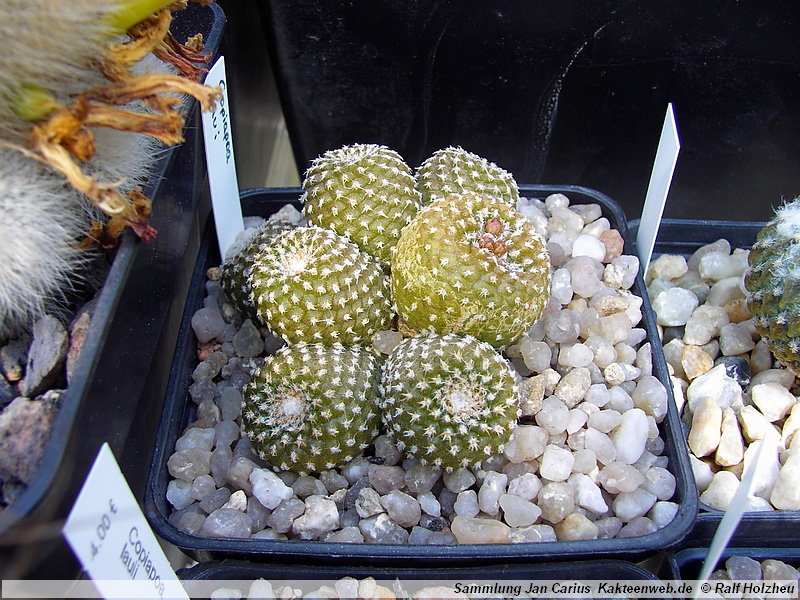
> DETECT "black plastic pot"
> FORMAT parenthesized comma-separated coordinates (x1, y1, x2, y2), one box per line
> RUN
(178, 558, 667, 600)
(636, 218, 800, 546)
(0, 2, 226, 579)
(144, 184, 698, 565)
(660, 546, 800, 582)
(258, 1, 800, 224)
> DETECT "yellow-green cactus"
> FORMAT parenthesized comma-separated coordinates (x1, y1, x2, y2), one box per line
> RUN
(415, 146, 519, 206)
(391, 193, 550, 348)
(249, 225, 394, 345)
(301, 143, 421, 268)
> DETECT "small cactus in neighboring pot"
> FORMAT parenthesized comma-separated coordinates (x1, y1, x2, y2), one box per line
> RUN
(249, 225, 394, 345)
(379, 332, 520, 471)
(301, 143, 421, 267)
(415, 146, 519, 206)
(219, 219, 296, 322)
(242, 343, 382, 474)
(391, 192, 550, 348)
(744, 198, 800, 375)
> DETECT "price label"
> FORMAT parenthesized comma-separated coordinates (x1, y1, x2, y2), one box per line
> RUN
(201, 55, 244, 259)
(63, 443, 188, 600)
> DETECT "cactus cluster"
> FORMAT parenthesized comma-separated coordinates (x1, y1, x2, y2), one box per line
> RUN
(241, 343, 382, 474)
(416, 146, 520, 207)
(236, 143, 547, 474)
(301, 143, 421, 267)
(391, 192, 551, 348)
(379, 333, 520, 470)
(744, 198, 800, 375)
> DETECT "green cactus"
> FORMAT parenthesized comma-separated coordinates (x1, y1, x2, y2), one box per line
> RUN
(219, 218, 296, 322)
(379, 333, 520, 470)
(391, 192, 550, 348)
(249, 225, 394, 345)
(415, 146, 520, 207)
(744, 198, 800, 375)
(301, 143, 421, 267)
(241, 343, 382, 474)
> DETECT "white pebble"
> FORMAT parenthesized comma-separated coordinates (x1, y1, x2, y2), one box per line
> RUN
(453, 490, 480, 518)
(652, 288, 699, 326)
(572, 234, 606, 262)
(499, 494, 542, 528)
(538, 445, 575, 481)
(610, 408, 649, 464)
(478, 471, 508, 516)
(250, 468, 293, 510)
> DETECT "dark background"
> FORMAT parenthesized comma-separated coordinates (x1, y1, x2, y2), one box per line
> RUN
(219, 1, 800, 223)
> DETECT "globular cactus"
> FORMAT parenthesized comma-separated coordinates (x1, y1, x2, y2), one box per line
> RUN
(219, 218, 296, 322)
(415, 146, 519, 207)
(249, 225, 394, 345)
(301, 143, 421, 267)
(744, 198, 800, 375)
(391, 192, 550, 348)
(379, 333, 520, 471)
(241, 342, 382, 474)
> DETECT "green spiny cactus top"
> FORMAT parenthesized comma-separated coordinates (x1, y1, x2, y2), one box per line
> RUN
(249, 225, 394, 345)
(391, 192, 551, 348)
(219, 218, 296, 322)
(242, 342, 383, 474)
(745, 198, 800, 374)
(379, 332, 520, 471)
(301, 143, 421, 267)
(415, 146, 519, 206)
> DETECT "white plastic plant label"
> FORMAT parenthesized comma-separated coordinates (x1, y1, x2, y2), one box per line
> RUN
(62, 443, 188, 600)
(202, 55, 244, 259)
(637, 103, 681, 273)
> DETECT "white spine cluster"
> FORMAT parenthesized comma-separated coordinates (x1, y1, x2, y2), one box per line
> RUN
(415, 146, 520, 206)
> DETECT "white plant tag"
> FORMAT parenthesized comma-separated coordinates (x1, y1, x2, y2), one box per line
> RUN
(694, 433, 777, 597)
(63, 443, 188, 600)
(202, 55, 244, 259)
(637, 103, 681, 273)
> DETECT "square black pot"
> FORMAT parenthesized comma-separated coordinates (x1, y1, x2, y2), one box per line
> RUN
(144, 184, 697, 565)
(632, 218, 800, 546)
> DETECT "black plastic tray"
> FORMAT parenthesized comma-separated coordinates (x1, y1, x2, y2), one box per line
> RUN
(660, 546, 800, 582)
(144, 184, 697, 564)
(178, 559, 667, 599)
(630, 218, 800, 546)
(0, 2, 226, 579)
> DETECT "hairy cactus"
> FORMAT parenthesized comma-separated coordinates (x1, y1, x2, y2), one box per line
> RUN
(745, 198, 800, 375)
(0, 149, 94, 340)
(249, 225, 394, 345)
(379, 333, 519, 470)
(219, 218, 296, 322)
(301, 143, 421, 267)
(391, 193, 550, 348)
(242, 343, 382, 474)
(415, 146, 519, 206)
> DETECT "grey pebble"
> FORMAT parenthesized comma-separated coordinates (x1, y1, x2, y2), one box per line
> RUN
(21, 316, 68, 398)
